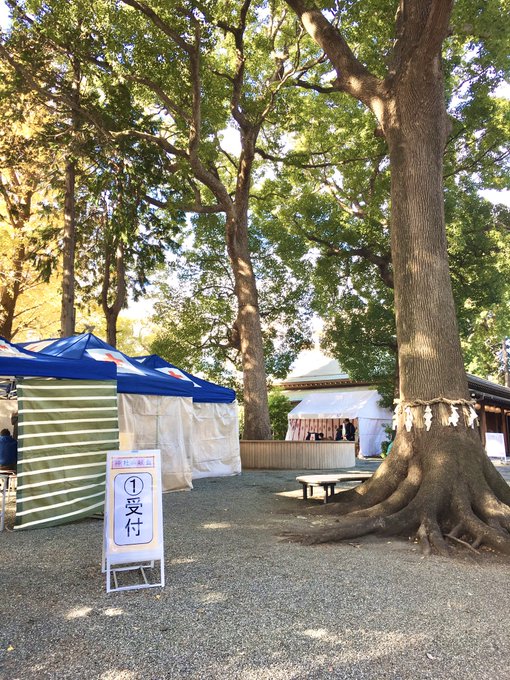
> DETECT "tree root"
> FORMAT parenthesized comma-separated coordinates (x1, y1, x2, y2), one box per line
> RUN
(282, 430, 510, 557)
(445, 533, 480, 554)
(417, 519, 451, 557)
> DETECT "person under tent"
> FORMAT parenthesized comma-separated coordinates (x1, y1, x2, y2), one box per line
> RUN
(0, 428, 17, 472)
(343, 418, 356, 441)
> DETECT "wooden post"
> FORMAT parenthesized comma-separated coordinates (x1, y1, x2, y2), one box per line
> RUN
(479, 402, 487, 448)
(502, 409, 509, 458)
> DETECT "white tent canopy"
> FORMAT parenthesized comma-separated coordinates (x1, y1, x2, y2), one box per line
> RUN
(286, 388, 392, 457)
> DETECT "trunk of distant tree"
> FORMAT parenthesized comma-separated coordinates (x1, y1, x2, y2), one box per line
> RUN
(60, 157, 76, 337)
(286, 0, 510, 554)
(225, 125, 271, 441)
(102, 238, 127, 348)
(0, 173, 32, 340)
(0, 238, 24, 341)
(60, 57, 81, 338)
(502, 339, 509, 388)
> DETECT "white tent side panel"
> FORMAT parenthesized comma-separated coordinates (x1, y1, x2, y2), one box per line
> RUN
(191, 402, 241, 479)
(357, 418, 389, 458)
(118, 393, 194, 492)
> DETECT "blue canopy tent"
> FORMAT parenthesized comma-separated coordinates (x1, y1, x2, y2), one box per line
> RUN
(136, 354, 240, 480)
(23, 334, 195, 491)
(0, 337, 118, 530)
(0, 336, 116, 382)
(135, 355, 235, 403)
(23, 334, 194, 398)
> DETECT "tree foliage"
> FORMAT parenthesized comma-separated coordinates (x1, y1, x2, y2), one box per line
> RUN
(268, 388, 293, 440)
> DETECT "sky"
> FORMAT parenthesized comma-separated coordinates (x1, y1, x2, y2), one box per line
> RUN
(0, 0, 8, 28)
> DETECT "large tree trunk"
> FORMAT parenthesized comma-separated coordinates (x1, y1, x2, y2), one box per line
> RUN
(225, 126, 272, 441)
(302, 64, 510, 555)
(226, 208, 272, 441)
(285, 0, 510, 554)
(0, 173, 32, 340)
(359, 66, 510, 554)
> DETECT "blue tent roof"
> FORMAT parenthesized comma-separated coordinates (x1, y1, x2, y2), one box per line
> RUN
(135, 355, 236, 404)
(23, 334, 194, 397)
(0, 336, 116, 381)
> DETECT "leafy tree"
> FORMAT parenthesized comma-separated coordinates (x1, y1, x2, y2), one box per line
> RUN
(253, 11, 510, 403)
(73, 126, 183, 346)
(283, 0, 510, 554)
(0, 0, 319, 439)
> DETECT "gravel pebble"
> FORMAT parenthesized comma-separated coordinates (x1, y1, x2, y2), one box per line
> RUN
(1, 465, 510, 679)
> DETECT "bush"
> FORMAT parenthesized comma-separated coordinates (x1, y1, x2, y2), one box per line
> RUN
(268, 388, 293, 440)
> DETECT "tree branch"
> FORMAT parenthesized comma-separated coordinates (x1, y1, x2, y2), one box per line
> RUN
(293, 218, 394, 289)
(125, 74, 191, 122)
(294, 78, 340, 93)
(391, 0, 454, 77)
(143, 194, 224, 214)
(284, 1, 385, 115)
(120, 0, 194, 54)
(417, 0, 455, 58)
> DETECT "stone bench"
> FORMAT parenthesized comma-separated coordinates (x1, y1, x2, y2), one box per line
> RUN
(296, 472, 373, 503)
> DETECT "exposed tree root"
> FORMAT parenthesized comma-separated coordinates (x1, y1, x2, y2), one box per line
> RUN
(445, 533, 480, 554)
(283, 427, 510, 557)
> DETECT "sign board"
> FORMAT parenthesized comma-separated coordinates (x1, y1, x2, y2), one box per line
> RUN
(485, 433, 507, 460)
(103, 450, 164, 592)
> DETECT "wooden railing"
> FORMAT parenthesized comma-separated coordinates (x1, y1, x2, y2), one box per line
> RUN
(240, 440, 355, 469)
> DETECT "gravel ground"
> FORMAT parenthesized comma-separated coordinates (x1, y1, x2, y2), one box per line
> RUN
(1, 462, 510, 680)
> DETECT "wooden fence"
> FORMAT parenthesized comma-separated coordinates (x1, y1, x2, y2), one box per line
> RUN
(240, 440, 355, 469)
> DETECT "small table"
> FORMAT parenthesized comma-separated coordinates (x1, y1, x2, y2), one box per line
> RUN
(296, 472, 373, 503)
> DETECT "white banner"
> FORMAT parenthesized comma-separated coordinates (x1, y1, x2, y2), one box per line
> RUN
(486, 433, 507, 460)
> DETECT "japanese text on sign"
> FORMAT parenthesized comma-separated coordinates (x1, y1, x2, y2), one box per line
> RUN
(113, 472, 153, 546)
(112, 456, 154, 469)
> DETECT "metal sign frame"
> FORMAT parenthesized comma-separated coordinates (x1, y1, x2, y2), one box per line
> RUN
(103, 449, 165, 593)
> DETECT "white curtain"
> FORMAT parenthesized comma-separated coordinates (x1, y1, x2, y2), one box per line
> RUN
(191, 402, 241, 479)
(357, 418, 389, 457)
(118, 393, 194, 491)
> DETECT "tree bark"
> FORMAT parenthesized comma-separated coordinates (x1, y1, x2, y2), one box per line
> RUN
(229, 123, 271, 440)
(0, 173, 32, 340)
(60, 157, 76, 337)
(0, 238, 24, 340)
(101, 239, 127, 348)
(226, 207, 272, 440)
(185, 23, 272, 440)
(60, 56, 81, 338)
(502, 339, 509, 388)
(385, 62, 468, 403)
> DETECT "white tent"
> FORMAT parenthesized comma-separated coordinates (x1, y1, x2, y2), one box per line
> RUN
(134, 355, 240, 481)
(285, 388, 392, 457)
(191, 402, 240, 479)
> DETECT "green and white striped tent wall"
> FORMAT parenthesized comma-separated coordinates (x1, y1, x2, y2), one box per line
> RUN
(16, 378, 119, 530)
